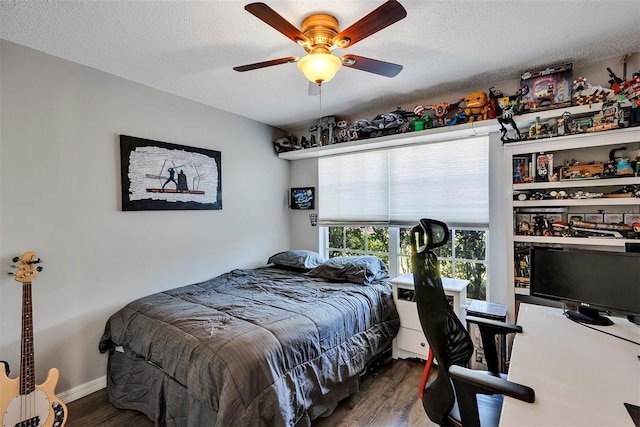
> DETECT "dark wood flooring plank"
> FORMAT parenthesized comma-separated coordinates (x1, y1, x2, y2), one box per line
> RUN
(66, 359, 436, 427)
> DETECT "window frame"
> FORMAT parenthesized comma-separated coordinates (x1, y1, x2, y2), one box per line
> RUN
(321, 225, 489, 300)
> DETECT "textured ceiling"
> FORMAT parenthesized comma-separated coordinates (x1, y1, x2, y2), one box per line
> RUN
(1, 1, 639, 131)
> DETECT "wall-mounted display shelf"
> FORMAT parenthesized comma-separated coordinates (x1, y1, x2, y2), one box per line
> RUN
(279, 103, 605, 160)
(504, 127, 639, 309)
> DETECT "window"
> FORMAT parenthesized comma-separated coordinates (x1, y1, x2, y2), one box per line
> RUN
(327, 226, 390, 266)
(325, 225, 488, 300)
(318, 135, 490, 300)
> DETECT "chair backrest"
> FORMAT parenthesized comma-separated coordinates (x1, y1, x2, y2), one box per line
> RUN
(411, 218, 474, 425)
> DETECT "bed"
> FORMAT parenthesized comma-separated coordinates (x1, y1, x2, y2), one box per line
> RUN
(98, 251, 400, 426)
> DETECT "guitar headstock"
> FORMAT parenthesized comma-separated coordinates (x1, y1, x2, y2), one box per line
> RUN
(14, 251, 41, 283)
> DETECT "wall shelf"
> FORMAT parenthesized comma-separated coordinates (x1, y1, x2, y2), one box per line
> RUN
(513, 235, 635, 247)
(513, 176, 640, 191)
(279, 103, 606, 160)
(513, 198, 640, 207)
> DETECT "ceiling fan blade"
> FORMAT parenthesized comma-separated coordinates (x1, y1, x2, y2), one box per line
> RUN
(245, 3, 309, 44)
(233, 56, 299, 72)
(334, 1, 407, 48)
(341, 54, 402, 77)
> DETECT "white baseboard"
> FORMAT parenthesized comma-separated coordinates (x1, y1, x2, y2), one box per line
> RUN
(58, 376, 106, 403)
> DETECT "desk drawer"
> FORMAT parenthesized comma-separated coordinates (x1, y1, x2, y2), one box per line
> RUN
(396, 327, 429, 357)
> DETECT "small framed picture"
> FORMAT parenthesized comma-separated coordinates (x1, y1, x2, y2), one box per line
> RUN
(624, 213, 640, 226)
(546, 213, 563, 223)
(513, 156, 531, 183)
(584, 213, 604, 223)
(290, 187, 315, 210)
(604, 213, 624, 224)
(568, 214, 584, 222)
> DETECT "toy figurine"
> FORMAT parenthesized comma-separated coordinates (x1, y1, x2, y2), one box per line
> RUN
(489, 86, 529, 143)
(608, 67, 640, 126)
(335, 120, 353, 143)
(273, 135, 301, 153)
(412, 105, 433, 131)
(446, 108, 468, 126)
(414, 99, 462, 127)
(514, 160, 524, 183)
(309, 116, 337, 146)
(486, 95, 498, 119)
(349, 107, 414, 139)
(463, 91, 489, 122)
(572, 77, 613, 105)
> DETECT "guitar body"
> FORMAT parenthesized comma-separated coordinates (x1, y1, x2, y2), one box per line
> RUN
(0, 252, 67, 427)
(0, 366, 67, 427)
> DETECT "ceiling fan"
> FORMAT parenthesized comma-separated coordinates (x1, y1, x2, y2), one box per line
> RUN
(233, 1, 407, 87)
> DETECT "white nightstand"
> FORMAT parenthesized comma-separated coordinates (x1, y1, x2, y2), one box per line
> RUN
(391, 273, 469, 360)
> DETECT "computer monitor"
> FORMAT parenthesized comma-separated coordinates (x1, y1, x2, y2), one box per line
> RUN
(530, 246, 640, 325)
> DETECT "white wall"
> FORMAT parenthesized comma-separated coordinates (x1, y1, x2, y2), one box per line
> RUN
(289, 158, 320, 250)
(0, 40, 290, 397)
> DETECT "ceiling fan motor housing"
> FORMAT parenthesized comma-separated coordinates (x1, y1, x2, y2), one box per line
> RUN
(300, 14, 342, 52)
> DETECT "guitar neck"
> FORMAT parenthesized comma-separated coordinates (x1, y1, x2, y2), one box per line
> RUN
(20, 281, 35, 395)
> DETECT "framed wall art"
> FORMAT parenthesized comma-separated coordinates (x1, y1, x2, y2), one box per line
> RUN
(120, 135, 222, 211)
(290, 187, 315, 210)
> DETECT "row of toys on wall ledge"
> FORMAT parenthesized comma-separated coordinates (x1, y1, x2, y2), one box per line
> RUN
(515, 211, 640, 240)
(513, 147, 640, 185)
(273, 63, 640, 153)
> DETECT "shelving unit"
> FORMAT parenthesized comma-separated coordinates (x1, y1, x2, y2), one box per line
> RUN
(504, 126, 640, 315)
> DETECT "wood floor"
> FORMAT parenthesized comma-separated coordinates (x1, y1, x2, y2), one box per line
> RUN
(65, 358, 439, 427)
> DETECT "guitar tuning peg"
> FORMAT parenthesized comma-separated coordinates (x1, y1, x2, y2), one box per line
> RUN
(7, 272, 14, 276)
(12, 257, 19, 263)
(36, 266, 43, 272)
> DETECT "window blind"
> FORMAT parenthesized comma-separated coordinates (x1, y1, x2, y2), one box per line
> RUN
(317, 150, 389, 224)
(318, 136, 489, 227)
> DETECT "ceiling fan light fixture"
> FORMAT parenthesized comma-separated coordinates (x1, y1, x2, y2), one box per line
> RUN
(297, 52, 342, 84)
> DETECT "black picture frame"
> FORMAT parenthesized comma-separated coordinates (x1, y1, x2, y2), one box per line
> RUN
(290, 187, 315, 210)
(120, 135, 222, 211)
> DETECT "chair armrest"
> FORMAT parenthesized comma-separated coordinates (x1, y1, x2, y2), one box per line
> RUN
(449, 365, 535, 403)
(466, 316, 523, 375)
(466, 315, 523, 335)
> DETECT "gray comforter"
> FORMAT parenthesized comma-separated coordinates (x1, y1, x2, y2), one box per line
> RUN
(99, 267, 399, 426)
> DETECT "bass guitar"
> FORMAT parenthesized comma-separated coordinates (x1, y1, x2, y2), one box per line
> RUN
(0, 251, 67, 427)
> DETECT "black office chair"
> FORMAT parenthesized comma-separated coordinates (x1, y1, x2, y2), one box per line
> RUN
(410, 218, 534, 427)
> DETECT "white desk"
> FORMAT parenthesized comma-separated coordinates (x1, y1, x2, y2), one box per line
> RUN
(500, 303, 640, 426)
(391, 273, 469, 359)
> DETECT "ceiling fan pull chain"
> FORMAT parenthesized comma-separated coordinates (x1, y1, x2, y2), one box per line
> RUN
(318, 83, 323, 146)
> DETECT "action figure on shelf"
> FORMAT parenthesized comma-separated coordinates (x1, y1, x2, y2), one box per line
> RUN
(413, 99, 462, 127)
(607, 67, 640, 126)
(350, 107, 414, 139)
(489, 85, 529, 144)
(463, 91, 490, 122)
